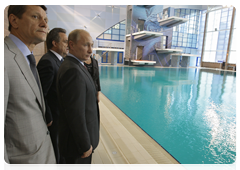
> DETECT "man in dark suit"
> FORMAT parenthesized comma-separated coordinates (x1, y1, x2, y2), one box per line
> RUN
(37, 28, 68, 164)
(56, 29, 99, 164)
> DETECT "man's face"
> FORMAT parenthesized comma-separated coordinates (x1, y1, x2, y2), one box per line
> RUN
(56, 32, 68, 57)
(70, 33, 93, 62)
(14, 5, 48, 45)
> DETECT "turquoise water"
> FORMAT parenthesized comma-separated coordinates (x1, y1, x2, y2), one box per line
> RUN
(99, 66, 236, 164)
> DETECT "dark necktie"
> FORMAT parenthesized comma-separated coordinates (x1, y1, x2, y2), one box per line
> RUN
(84, 64, 87, 70)
(27, 54, 40, 90)
(60, 58, 64, 63)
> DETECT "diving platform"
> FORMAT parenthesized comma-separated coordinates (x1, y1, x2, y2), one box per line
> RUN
(158, 16, 188, 28)
(126, 31, 163, 41)
(131, 60, 156, 66)
(156, 48, 183, 53)
(171, 53, 199, 57)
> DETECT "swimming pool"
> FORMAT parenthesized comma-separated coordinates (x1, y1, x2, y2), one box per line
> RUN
(99, 66, 236, 164)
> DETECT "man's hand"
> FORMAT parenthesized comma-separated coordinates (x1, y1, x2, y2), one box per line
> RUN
(47, 121, 53, 127)
(81, 145, 93, 158)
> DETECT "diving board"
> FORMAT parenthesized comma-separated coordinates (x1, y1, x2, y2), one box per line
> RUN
(131, 60, 156, 66)
(126, 31, 163, 41)
(158, 16, 188, 28)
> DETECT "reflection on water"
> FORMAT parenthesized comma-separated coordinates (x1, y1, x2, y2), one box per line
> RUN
(99, 66, 236, 164)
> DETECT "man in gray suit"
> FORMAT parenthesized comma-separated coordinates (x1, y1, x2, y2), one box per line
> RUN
(4, 5, 56, 164)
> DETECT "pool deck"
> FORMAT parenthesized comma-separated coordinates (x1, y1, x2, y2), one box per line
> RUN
(92, 92, 179, 164)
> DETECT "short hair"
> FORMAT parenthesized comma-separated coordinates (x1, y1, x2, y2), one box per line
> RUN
(8, 5, 47, 31)
(46, 28, 66, 50)
(68, 29, 90, 46)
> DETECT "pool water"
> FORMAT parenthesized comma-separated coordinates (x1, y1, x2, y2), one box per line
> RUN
(99, 66, 236, 164)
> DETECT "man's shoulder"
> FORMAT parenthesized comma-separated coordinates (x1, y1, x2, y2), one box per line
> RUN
(4, 36, 19, 61)
(62, 57, 80, 69)
(4, 36, 14, 52)
(38, 51, 56, 65)
(41, 51, 56, 60)
(58, 56, 81, 74)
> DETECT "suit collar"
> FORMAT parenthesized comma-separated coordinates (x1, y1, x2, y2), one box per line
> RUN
(48, 50, 62, 67)
(8, 34, 32, 66)
(8, 34, 32, 56)
(67, 53, 85, 66)
(49, 49, 63, 61)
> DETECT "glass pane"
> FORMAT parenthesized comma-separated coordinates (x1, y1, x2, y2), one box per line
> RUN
(104, 34, 111, 39)
(186, 48, 190, 53)
(98, 34, 103, 39)
(211, 32, 219, 50)
(112, 29, 119, 34)
(230, 29, 236, 50)
(113, 24, 120, 29)
(105, 29, 111, 34)
(120, 36, 125, 41)
(172, 42, 177, 46)
(120, 24, 125, 29)
(120, 30, 125, 35)
(177, 42, 182, 46)
(204, 32, 212, 51)
(209, 51, 216, 62)
(202, 51, 209, 62)
(120, 20, 125, 24)
(228, 51, 236, 64)
(112, 35, 119, 40)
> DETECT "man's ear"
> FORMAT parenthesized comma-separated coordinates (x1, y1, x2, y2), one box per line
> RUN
(52, 40, 57, 47)
(9, 14, 19, 29)
(68, 40, 74, 50)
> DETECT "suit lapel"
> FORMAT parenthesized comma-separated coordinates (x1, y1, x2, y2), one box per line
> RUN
(81, 62, 97, 91)
(66, 56, 96, 93)
(48, 50, 61, 67)
(5, 37, 45, 114)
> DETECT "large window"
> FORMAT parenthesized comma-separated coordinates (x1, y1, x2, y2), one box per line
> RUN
(96, 20, 126, 42)
(197, 10, 206, 59)
(202, 7, 233, 63)
(228, 10, 236, 64)
(172, 9, 201, 54)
